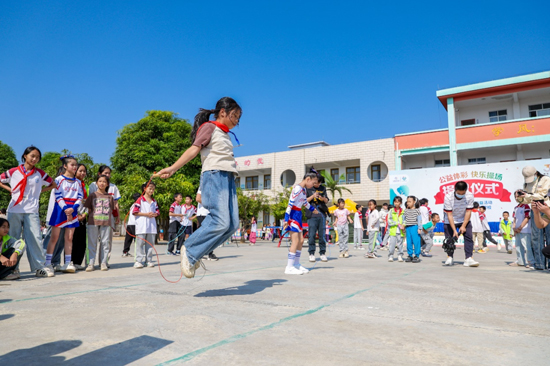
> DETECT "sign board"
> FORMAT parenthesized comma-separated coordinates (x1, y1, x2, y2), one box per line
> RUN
(389, 160, 550, 222)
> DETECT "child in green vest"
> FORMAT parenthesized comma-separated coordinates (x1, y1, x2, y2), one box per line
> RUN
(0, 218, 26, 280)
(387, 196, 405, 262)
(499, 211, 513, 254)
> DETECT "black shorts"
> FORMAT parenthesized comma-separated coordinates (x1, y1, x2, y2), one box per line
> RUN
(184, 225, 193, 235)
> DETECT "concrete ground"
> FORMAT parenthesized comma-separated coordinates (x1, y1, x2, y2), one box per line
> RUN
(1, 238, 549, 366)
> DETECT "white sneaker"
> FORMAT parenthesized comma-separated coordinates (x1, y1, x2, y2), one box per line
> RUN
(444, 257, 453, 266)
(388, 257, 394, 262)
(359, 246, 366, 250)
(397, 255, 404, 262)
(39, 265, 55, 277)
(284, 266, 303, 275)
(297, 265, 309, 274)
(75, 264, 86, 271)
(100, 263, 108, 271)
(61, 262, 76, 273)
(463, 257, 479, 267)
(354, 246, 358, 250)
(309, 255, 315, 262)
(2, 271, 20, 280)
(147, 262, 155, 268)
(180, 246, 196, 278)
(134, 262, 144, 269)
(320, 255, 328, 262)
(54, 264, 62, 272)
(86, 264, 94, 272)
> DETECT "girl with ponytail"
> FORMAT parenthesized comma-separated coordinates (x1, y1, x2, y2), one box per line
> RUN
(157, 97, 242, 279)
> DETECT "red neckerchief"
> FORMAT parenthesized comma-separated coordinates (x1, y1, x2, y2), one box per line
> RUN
(472, 209, 478, 213)
(80, 181, 88, 199)
(12, 165, 36, 208)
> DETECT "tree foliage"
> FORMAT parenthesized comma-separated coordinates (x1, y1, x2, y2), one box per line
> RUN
(237, 189, 270, 230)
(0, 141, 19, 210)
(321, 171, 352, 204)
(269, 187, 292, 223)
(110, 111, 201, 220)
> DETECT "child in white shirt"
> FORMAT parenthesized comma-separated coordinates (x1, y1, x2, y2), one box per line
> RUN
(365, 200, 380, 258)
(132, 182, 159, 268)
(353, 204, 365, 250)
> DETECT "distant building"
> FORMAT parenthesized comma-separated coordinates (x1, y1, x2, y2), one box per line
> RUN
(237, 70, 550, 226)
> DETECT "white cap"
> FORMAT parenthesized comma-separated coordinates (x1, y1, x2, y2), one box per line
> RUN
(522, 166, 537, 184)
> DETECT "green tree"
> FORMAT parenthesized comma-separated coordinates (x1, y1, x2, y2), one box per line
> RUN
(321, 171, 352, 205)
(269, 187, 292, 223)
(237, 189, 270, 241)
(110, 111, 201, 230)
(0, 141, 19, 210)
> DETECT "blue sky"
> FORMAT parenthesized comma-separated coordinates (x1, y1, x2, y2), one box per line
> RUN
(1, 0, 549, 165)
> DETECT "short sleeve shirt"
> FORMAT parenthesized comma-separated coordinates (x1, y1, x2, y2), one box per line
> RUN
(443, 192, 474, 224)
(84, 192, 115, 226)
(0, 166, 53, 214)
(334, 208, 350, 226)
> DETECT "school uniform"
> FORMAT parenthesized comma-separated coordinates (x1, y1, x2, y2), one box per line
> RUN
(123, 203, 137, 254)
(167, 201, 183, 253)
(49, 176, 84, 228)
(179, 204, 196, 251)
(133, 197, 159, 264)
(367, 209, 380, 254)
(1, 165, 52, 272)
(0, 235, 25, 279)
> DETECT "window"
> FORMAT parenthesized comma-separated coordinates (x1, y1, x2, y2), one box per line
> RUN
(435, 159, 450, 167)
(371, 164, 381, 182)
(489, 110, 507, 122)
(245, 176, 258, 190)
(468, 157, 486, 165)
(235, 177, 240, 188)
(330, 168, 339, 182)
(460, 119, 476, 126)
(529, 103, 550, 117)
(263, 175, 271, 190)
(346, 167, 360, 184)
(263, 212, 270, 226)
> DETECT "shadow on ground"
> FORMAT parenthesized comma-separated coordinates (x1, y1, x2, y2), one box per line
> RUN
(0, 314, 15, 321)
(194, 279, 287, 297)
(0, 335, 172, 366)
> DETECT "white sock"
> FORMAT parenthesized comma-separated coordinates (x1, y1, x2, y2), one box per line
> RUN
(294, 250, 301, 267)
(287, 252, 296, 268)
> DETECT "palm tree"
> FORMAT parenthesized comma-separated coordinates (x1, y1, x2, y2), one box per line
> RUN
(320, 171, 352, 205)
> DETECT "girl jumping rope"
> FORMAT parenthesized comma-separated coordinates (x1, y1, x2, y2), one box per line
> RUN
(45, 155, 84, 274)
(157, 97, 242, 278)
(283, 173, 319, 275)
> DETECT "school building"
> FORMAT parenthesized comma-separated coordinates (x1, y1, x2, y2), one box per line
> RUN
(236, 70, 550, 226)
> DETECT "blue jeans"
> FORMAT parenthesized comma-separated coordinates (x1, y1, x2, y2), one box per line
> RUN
(530, 215, 550, 269)
(185, 170, 239, 265)
(307, 216, 326, 255)
(7, 212, 45, 272)
(405, 225, 421, 257)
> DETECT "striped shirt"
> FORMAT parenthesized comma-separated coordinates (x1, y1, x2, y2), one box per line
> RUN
(443, 191, 474, 224)
(403, 208, 421, 227)
(54, 176, 84, 211)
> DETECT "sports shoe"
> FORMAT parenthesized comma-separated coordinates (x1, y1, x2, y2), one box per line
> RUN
(297, 265, 309, 274)
(284, 266, 303, 275)
(180, 246, 196, 278)
(405, 256, 413, 263)
(397, 255, 404, 262)
(175, 250, 181, 255)
(412, 256, 421, 263)
(339, 252, 345, 258)
(483, 247, 489, 253)
(61, 262, 76, 273)
(477, 249, 485, 254)
(2, 271, 20, 280)
(344, 251, 350, 258)
(320, 255, 328, 262)
(359, 246, 365, 250)
(507, 250, 513, 254)
(208, 253, 219, 261)
(41, 265, 55, 277)
(147, 262, 154, 268)
(497, 244, 501, 251)
(463, 257, 479, 267)
(420, 251, 432, 257)
(101, 263, 108, 271)
(54, 264, 62, 272)
(388, 257, 394, 262)
(444, 257, 453, 266)
(122, 252, 130, 257)
(75, 264, 86, 270)
(354, 246, 358, 250)
(134, 262, 144, 269)
(86, 264, 94, 272)
(309, 255, 315, 262)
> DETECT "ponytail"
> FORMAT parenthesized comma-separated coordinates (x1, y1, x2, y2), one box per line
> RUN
(190, 97, 242, 143)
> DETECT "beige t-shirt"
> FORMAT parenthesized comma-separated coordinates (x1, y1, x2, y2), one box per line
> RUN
(193, 123, 237, 173)
(84, 192, 115, 226)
